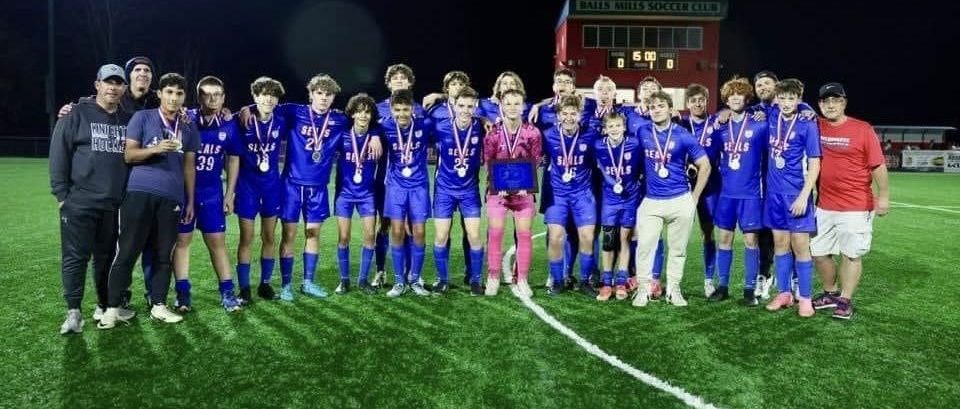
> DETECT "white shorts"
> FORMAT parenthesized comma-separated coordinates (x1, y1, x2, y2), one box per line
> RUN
(810, 208, 874, 258)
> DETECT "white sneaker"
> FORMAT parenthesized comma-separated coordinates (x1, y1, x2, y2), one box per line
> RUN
(502, 247, 516, 284)
(485, 277, 500, 296)
(757, 276, 773, 300)
(150, 304, 184, 324)
(410, 282, 431, 296)
(704, 279, 716, 298)
(93, 306, 136, 321)
(632, 289, 650, 307)
(666, 286, 688, 307)
(516, 280, 533, 298)
(372, 271, 386, 288)
(60, 309, 84, 335)
(97, 307, 128, 330)
(386, 283, 406, 298)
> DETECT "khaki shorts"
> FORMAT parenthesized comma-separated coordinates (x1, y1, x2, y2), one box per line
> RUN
(810, 208, 874, 258)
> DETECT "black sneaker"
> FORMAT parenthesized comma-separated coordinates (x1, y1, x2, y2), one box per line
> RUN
(564, 275, 578, 291)
(742, 288, 759, 307)
(549, 282, 566, 296)
(335, 279, 351, 294)
(358, 280, 377, 295)
(239, 288, 252, 306)
(578, 281, 598, 298)
(470, 282, 484, 296)
(432, 281, 450, 294)
(257, 283, 276, 300)
(708, 286, 729, 302)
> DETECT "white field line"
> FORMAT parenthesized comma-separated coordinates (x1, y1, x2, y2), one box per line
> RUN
(509, 232, 721, 409)
(890, 201, 960, 214)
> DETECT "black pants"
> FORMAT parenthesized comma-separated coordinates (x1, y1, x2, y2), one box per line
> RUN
(758, 228, 775, 278)
(59, 203, 118, 309)
(107, 191, 180, 307)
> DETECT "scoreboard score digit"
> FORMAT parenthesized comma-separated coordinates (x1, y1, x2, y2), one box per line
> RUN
(607, 49, 678, 71)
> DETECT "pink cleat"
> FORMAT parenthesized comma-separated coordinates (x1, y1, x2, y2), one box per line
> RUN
(797, 297, 815, 318)
(765, 292, 794, 311)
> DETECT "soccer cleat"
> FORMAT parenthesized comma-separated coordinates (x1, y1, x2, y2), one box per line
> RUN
(666, 285, 688, 307)
(372, 271, 386, 288)
(470, 282, 484, 296)
(579, 281, 598, 298)
(649, 279, 663, 300)
(625, 277, 638, 293)
(93, 306, 135, 322)
(257, 283, 276, 300)
(485, 277, 501, 296)
(238, 288, 252, 306)
(410, 282, 431, 296)
(742, 289, 759, 307)
(279, 284, 295, 302)
(707, 285, 729, 302)
(60, 309, 84, 335)
(150, 304, 184, 324)
(358, 280, 377, 295)
(812, 291, 840, 310)
(301, 281, 328, 298)
(766, 292, 795, 311)
(515, 280, 533, 298)
(335, 279, 351, 295)
(221, 292, 242, 312)
(564, 274, 578, 291)
(174, 290, 192, 313)
(632, 289, 650, 307)
(544, 275, 553, 289)
(431, 281, 450, 295)
(615, 285, 629, 300)
(704, 279, 716, 298)
(832, 297, 854, 320)
(756, 276, 774, 300)
(797, 297, 815, 318)
(386, 283, 407, 298)
(96, 307, 131, 330)
(596, 286, 613, 301)
(548, 281, 565, 297)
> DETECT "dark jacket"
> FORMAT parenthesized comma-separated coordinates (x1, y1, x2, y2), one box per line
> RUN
(49, 99, 133, 210)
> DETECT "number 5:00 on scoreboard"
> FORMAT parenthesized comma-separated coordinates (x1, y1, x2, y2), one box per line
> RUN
(607, 49, 678, 71)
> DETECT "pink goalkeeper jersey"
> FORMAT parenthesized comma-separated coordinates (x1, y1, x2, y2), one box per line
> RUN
(483, 122, 542, 195)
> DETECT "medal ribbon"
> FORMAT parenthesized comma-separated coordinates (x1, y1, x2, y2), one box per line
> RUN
(651, 123, 673, 171)
(308, 108, 332, 159)
(773, 112, 799, 157)
(606, 137, 626, 183)
(351, 128, 371, 173)
(727, 114, 749, 161)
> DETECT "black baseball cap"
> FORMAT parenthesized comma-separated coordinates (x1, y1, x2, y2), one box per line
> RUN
(819, 82, 847, 99)
(754, 70, 778, 82)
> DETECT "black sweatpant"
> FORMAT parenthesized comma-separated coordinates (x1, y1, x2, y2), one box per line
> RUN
(107, 191, 180, 307)
(758, 228, 775, 278)
(59, 203, 118, 309)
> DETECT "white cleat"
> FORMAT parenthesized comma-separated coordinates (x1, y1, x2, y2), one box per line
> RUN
(666, 285, 688, 307)
(150, 304, 184, 324)
(704, 279, 716, 298)
(757, 276, 774, 300)
(485, 278, 501, 296)
(632, 289, 650, 307)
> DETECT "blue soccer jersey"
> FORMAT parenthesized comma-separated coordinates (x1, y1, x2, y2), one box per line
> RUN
(533, 97, 597, 132)
(434, 118, 484, 194)
(277, 104, 348, 186)
(478, 97, 531, 124)
(594, 135, 643, 206)
(237, 109, 286, 180)
(638, 122, 705, 200)
(336, 127, 382, 200)
(377, 99, 427, 123)
(187, 109, 239, 190)
(585, 103, 630, 134)
(625, 107, 653, 139)
(382, 116, 432, 189)
(713, 115, 768, 199)
(543, 124, 599, 196)
(766, 109, 821, 195)
(679, 113, 721, 194)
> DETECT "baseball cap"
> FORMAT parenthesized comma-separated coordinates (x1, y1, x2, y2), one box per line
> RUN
(96, 64, 127, 84)
(819, 82, 847, 99)
(124, 56, 155, 77)
(754, 70, 778, 82)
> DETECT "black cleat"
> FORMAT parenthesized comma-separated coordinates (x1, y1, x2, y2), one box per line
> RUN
(742, 289, 759, 307)
(432, 281, 450, 294)
(549, 282, 566, 296)
(564, 275, 578, 291)
(257, 283, 276, 300)
(358, 280, 377, 295)
(579, 281, 598, 298)
(238, 288, 252, 306)
(707, 286, 729, 302)
(470, 282, 484, 296)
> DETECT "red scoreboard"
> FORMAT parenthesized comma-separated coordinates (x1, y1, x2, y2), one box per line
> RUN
(555, 0, 728, 110)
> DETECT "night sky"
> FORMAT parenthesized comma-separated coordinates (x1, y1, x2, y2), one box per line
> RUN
(1, 0, 957, 136)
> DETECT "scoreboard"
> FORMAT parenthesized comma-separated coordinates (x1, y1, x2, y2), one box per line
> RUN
(607, 49, 678, 71)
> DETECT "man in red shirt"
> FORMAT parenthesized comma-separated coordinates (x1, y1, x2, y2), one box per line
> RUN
(810, 83, 890, 320)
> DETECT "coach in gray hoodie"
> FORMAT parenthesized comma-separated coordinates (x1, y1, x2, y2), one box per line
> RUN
(49, 64, 134, 334)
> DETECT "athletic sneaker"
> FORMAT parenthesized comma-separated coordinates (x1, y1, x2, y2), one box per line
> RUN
(96, 307, 131, 330)
(410, 282, 430, 296)
(707, 286, 729, 302)
(431, 281, 449, 295)
(485, 277, 500, 296)
(238, 288, 252, 306)
(150, 304, 183, 324)
(812, 291, 840, 310)
(832, 297, 854, 320)
(596, 286, 613, 301)
(766, 292, 794, 311)
(564, 274, 578, 291)
(756, 276, 774, 300)
(358, 280, 377, 295)
(470, 282, 484, 296)
(579, 281, 598, 298)
(515, 280, 533, 298)
(335, 279, 351, 295)
(372, 271, 386, 288)
(704, 279, 716, 298)
(386, 283, 406, 298)
(615, 285, 628, 300)
(632, 289, 650, 307)
(174, 290, 192, 313)
(742, 288, 759, 307)
(279, 284, 295, 302)
(649, 279, 663, 300)
(548, 281, 565, 297)
(93, 306, 135, 322)
(60, 309, 83, 335)
(301, 281, 328, 298)
(257, 283, 276, 300)
(797, 297, 815, 318)
(666, 285, 687, 307)
(221, 293, 242, 312)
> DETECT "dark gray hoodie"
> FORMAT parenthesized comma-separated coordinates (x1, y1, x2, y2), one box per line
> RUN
(49, 98, 133, 210)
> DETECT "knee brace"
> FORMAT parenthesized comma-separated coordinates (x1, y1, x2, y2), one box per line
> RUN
(601, 226, 619, 252)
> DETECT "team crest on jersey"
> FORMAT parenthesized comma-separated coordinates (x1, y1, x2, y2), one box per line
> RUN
(218, 131, 227, 141)
(625, 152, 632, 160)
(415, 130, 423, 138)
(471, 136, 479, 144)
(668, 141, 676, 149)
(579, 143, 587, 152)
(789, 132, 796, 140)
(746, 130, 754, 138)
(271, 130, 279, 139)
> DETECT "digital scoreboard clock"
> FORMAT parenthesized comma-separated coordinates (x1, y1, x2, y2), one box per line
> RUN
(607, 49, 678, 71)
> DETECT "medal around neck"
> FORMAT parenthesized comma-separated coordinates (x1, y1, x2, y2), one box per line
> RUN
(402, 166, 413, 178)
(658, 167, 669, 178)
(259, 156, 270, 173)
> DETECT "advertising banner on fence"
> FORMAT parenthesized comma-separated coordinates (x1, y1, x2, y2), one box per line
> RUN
(944, 151, 960, 173)
(901, 150, 948, 171)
